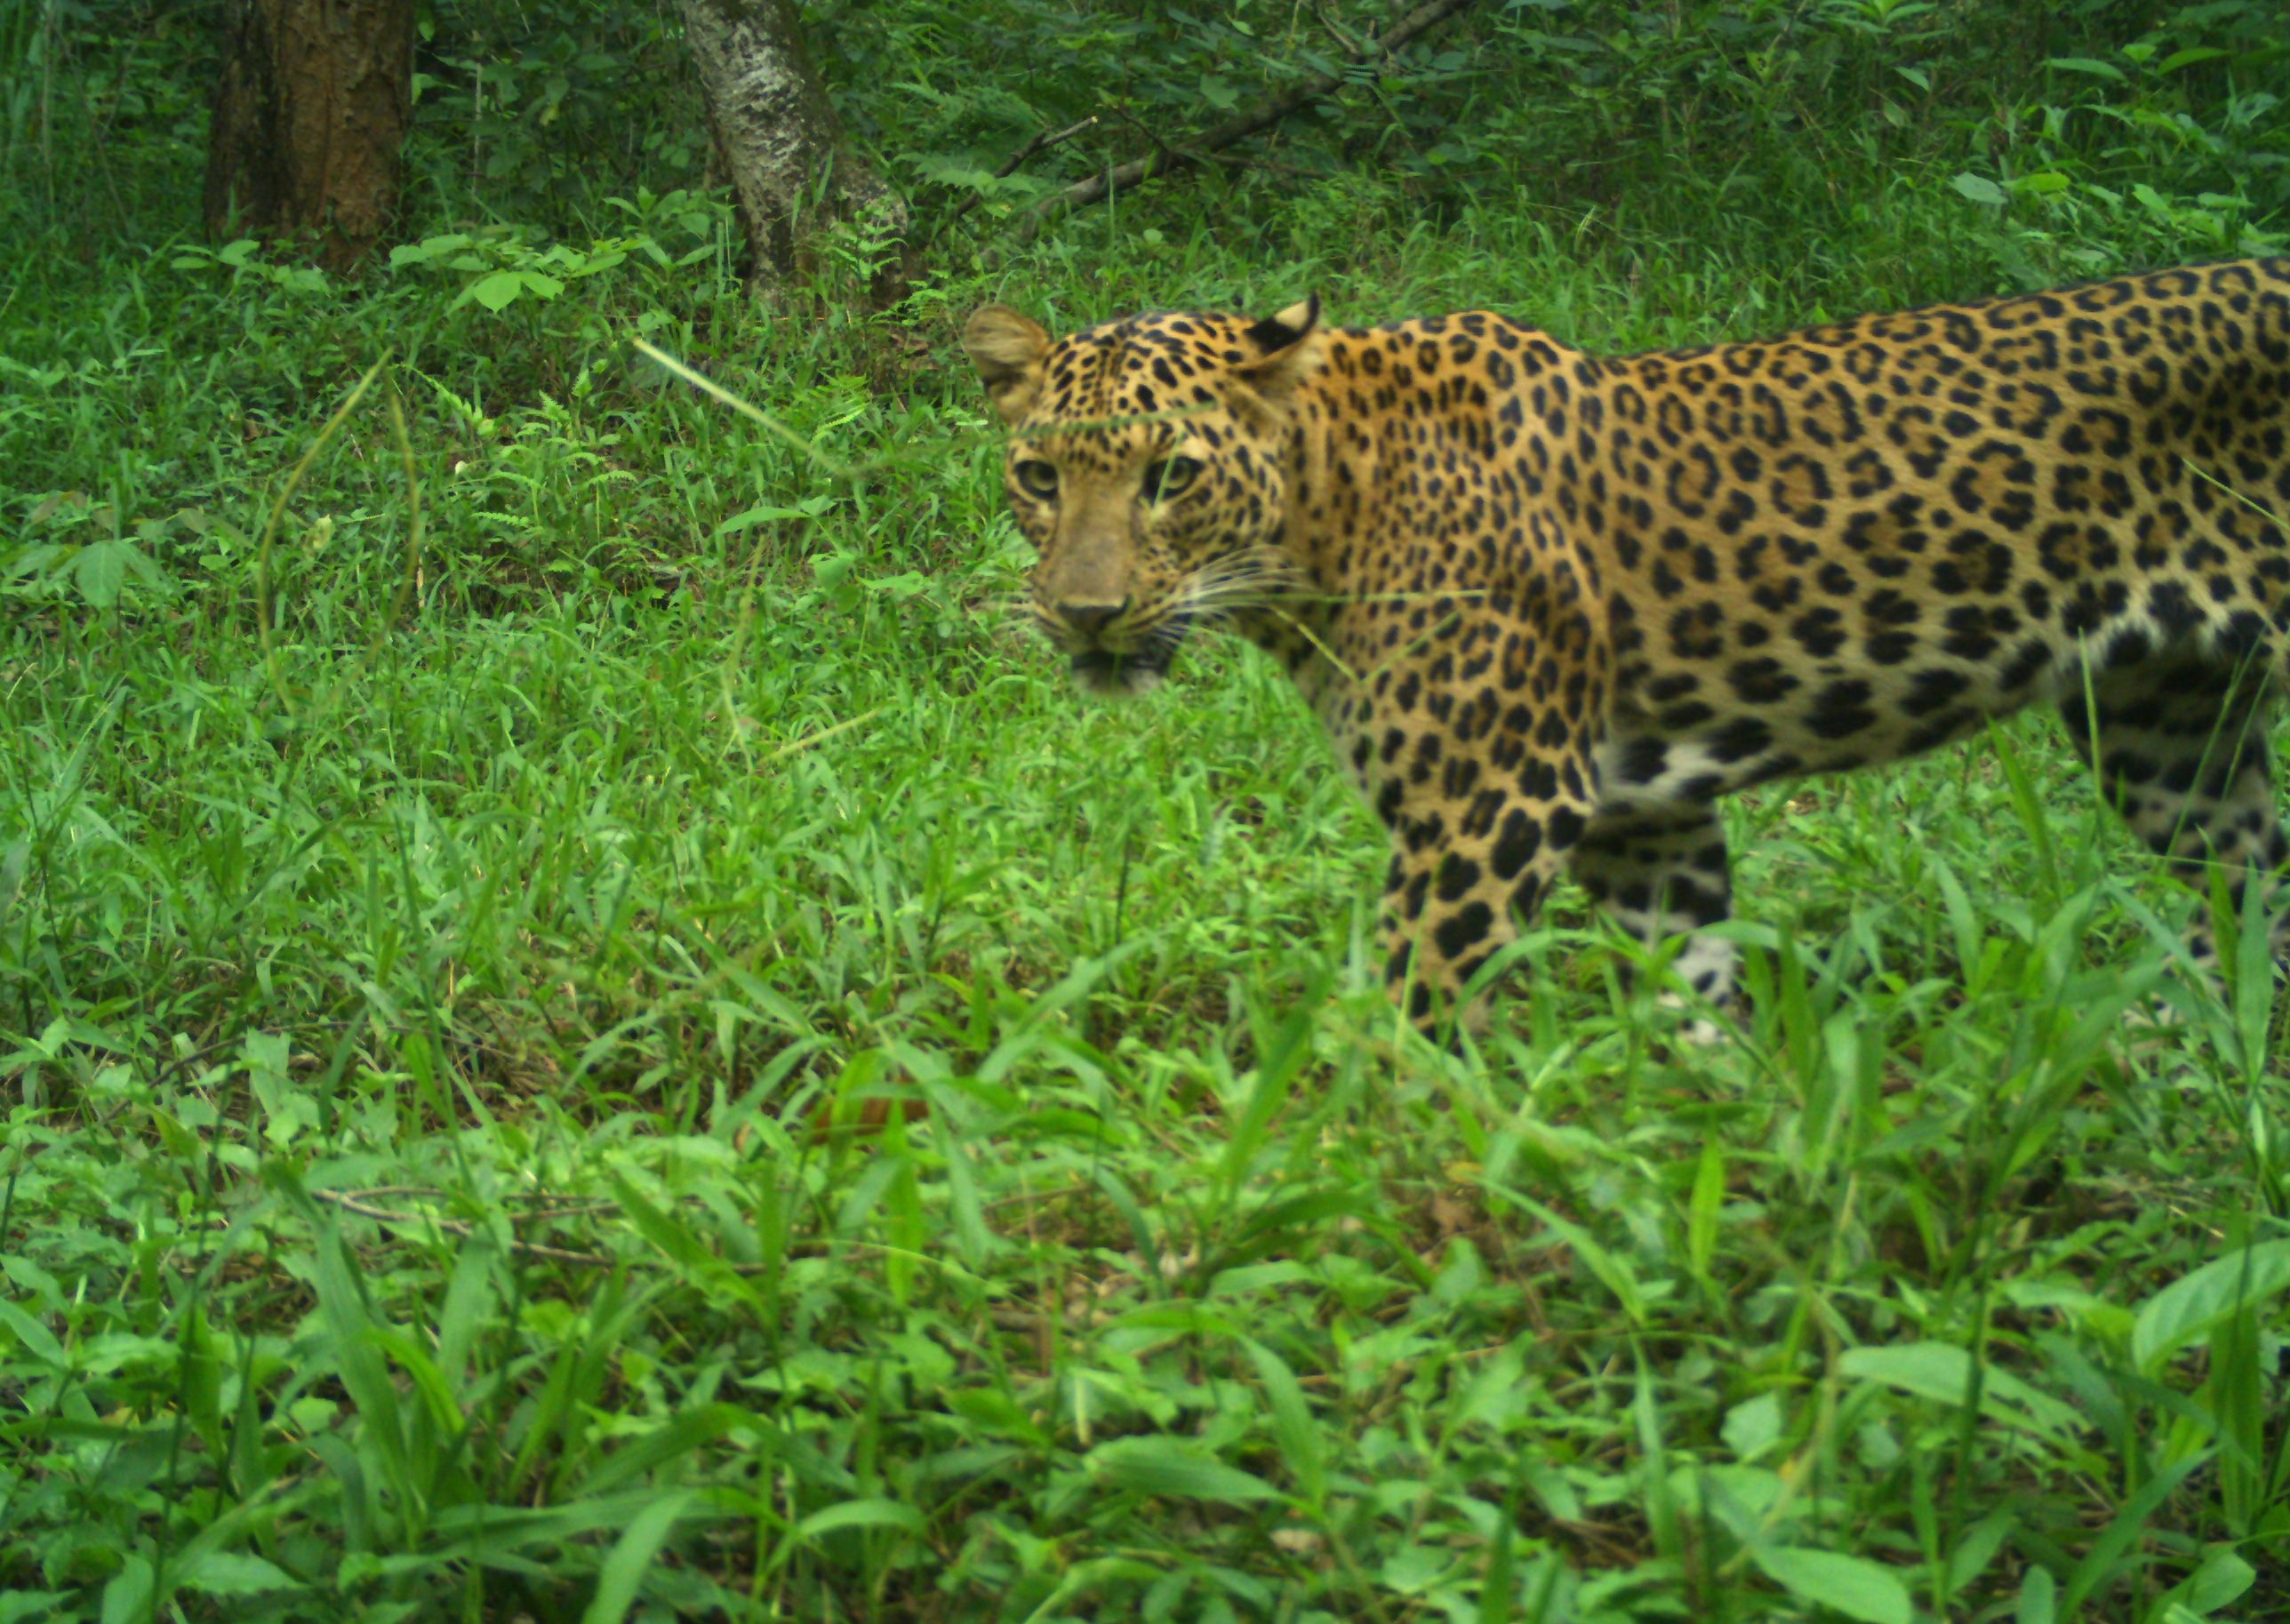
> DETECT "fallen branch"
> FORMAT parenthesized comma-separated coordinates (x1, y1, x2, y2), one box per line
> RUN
(934, 116, 1101, 239)
(1004, 0, 1482, 248)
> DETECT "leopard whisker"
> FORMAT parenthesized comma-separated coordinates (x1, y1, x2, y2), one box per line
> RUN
(1177, 552, 1304, 620)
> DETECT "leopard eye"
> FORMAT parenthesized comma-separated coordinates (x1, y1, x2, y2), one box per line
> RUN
(1142, 456, 1201, 502)
(1013, 460, 1060, 500)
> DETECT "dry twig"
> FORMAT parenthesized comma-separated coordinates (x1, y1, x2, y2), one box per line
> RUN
(935, 116, 1101, 236)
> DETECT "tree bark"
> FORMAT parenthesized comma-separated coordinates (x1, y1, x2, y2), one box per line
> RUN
(674, 0, 911, 303)
(204, 0, 415, 272)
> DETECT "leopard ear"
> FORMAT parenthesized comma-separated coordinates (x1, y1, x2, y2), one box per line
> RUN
(963, 305, 1052, 425)
(1245, 295, 1320, 355)
(1237, 294, 1325, 407)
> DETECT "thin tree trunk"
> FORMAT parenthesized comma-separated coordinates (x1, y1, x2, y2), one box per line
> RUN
(204, 0, 414, 272)
(674, 0, 911, 303)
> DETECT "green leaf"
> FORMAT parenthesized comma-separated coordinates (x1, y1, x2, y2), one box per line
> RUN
(1749, 1547, 1910, 1624)
(2015, 1564, 2056, 1624)
(1482, 1186, 1645, 1324)
(791, 1498, 925, 1540)
(389, 233, 473, 266)
(1722, 1391, 1782, 1461)
(100, 1555, 156, 1624)
(916, 158, 1005, 191)
(2130, 1240, 2290, 1373)
(436, 1238, 498, 1392)
(3, 542, 68, 583)
(2174, 1548, 2256, 1615)
(608, 1169, 771, 1313)
(0, 1298, 68, 1365)
(306, 1226, 412, 1499)
(1218, 985, 1321, 1194)
(177, 1551, 300, 1596)
(581, 1491, 693, 1624)
(1687, 1137, 1724, 1277)
(944, 1387, 1049, 1447)
(366, 1324, 468, 1438)
(1241, 1339, 1325, 1506)
(716, 504, 822, 536)
(73, 539, 129, 608)
(425, 1492, 677, 1548)
(2046, 56, 2126, 81)
(1086, 1436, 1285, 1504)
(1838, 1342, 2077, 1437)
(1951, 173, 2008, 205)
(1944, 1509, 2014, 1599)
(577, 1403, 781, 1498)
(468, 270, 528, 311)
(2057, 1455, 2205, 1616)
(2157, 46, 2229, 74)
(1379, 1543, 1454, 1593)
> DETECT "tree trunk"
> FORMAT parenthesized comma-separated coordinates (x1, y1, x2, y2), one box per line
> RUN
(673, 0, 911, 303)
(204, 0, 415, 272)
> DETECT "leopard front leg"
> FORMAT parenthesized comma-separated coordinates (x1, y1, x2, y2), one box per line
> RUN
(1345, 588, 1607, 1036)
(1374, 761, 1594, 1033)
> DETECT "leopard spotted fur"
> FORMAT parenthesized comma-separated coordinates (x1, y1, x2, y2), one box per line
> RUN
(965, 260, 2290, 1028)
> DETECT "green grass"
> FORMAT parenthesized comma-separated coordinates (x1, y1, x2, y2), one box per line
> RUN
(4, 6, 2290, 1620)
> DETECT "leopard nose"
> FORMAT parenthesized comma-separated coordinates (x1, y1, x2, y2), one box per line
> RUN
(1056, 598, 1128, 636)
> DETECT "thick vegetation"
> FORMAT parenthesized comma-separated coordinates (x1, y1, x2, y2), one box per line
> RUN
(2, 2, 2286, 1620)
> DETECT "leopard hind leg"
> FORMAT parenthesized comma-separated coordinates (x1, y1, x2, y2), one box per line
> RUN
(2058, 655, 2290, 989)
(1569, 800, 1738, 1036)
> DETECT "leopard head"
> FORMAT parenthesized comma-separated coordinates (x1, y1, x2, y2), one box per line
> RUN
(963, 297, 1325, 694)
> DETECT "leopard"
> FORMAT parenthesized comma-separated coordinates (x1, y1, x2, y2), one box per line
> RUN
(962, 257, 2290, 1035)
